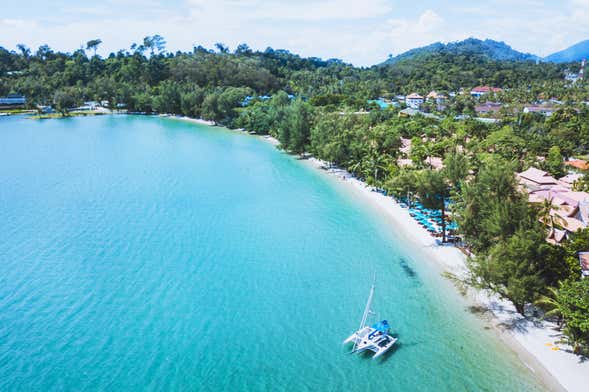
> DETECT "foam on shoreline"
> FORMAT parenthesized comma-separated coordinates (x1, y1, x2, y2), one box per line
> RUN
(163, 115, 216, 126)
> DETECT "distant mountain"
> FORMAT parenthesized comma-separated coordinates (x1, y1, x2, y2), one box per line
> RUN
(381, 38, 539, 65)
(544, 40, 589, 63)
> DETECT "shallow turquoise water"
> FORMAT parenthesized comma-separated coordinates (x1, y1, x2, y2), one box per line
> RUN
(0, 115, 545, 391)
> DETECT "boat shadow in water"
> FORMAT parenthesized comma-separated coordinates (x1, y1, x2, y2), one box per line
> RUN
(399, 258, 421, 285)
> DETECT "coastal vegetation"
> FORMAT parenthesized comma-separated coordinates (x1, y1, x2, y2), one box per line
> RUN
(1, 36, 589, 352)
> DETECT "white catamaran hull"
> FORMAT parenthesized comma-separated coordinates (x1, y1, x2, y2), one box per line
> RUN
(344, 282, 397, 359)
(344, 326, 397, 359)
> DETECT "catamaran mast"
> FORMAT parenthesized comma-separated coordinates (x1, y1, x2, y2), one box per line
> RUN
(359, 283, 375, 329)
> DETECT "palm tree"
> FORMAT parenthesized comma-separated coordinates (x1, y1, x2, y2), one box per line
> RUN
(16, 43, 31, 58)
(385, 169, 418, 207)
(347, 159, 363, 178)
(538, 198, 566, 237)
(364, 152, 390, 185)
(534, 285, 564, 327)
(86, 39, 102, 57)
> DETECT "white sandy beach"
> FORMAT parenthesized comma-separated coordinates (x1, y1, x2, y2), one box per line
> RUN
(300, 155, 589, 392)
(163, 115, 216, 126)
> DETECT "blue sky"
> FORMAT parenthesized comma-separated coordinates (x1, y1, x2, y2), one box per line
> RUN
(1, 0, 588, 65)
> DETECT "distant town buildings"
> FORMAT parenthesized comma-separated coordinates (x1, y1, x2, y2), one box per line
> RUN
(564, 59, 585, 84)
(405, 93, 424, 109)
(426, 91, 446, 104)
(470, 86, 502, 98)
(475, 102, 503, 115)
(523, 103, 557, 116)
(565, 72, 582, 84)
(398, 108, 439, 119)
(241, 94, 295, 106)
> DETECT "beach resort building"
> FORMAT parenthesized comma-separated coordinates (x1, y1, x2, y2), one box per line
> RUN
(565, 159, 589, 171)
(36, 105, 54, 114)
(517, 167, 589, 243)
(405, 93, 424, 109)
(426, 91, 446, 104)
(565, 71, 581, 84)
(397, 158, 413, 168)
(475, 102, 503, 115)
(79, 101, 99, 110)
(559, 173, 583, 188)
(425, 156, 444, 170)
(0, 93, 26, 107)
(426, 91, 447, 111)
(517, 167, 559, 191)
(399, 138, 412, 155)
(470, 86, 502, 98)
(523, 103, 557, 116)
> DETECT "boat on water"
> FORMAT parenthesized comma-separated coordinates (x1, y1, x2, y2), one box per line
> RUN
(343, 282, 397, 359)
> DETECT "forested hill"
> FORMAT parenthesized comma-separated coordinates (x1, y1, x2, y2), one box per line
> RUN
(0, 36, 575, 117)
(381, 38, 539, 65)
(373, 50, 566, 94)
(544, 39, 589, 63)
(0, 42, 354, 103)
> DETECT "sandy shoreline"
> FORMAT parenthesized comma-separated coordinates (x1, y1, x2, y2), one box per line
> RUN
(171, 119, 587, 391)
(162, 115, 216, 126)
(298, 156, 587, 392)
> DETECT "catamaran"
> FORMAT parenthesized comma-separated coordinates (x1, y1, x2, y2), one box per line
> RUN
(343, 282, 397, 359)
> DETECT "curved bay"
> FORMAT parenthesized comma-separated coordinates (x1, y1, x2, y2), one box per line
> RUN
(0, 115, 545, 391)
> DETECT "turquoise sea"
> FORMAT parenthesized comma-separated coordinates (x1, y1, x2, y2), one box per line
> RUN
(0, 115, 546, 391)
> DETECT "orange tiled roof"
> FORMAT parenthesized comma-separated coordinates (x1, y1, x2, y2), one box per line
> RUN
(565, 159, 589, 171)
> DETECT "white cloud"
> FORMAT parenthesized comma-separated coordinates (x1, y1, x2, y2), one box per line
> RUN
(254, 0, 392, 21)
(384, 10, 458, 55)
(0, 19, 39, 29)
(186, 0, 392, 21)
(0, 1, 587, 66)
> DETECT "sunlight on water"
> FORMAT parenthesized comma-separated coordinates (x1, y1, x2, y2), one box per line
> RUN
(0, 115, 546, 391)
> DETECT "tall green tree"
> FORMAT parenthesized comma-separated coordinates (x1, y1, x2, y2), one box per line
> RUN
(143, 35, 166, 55)
(557, 279, 589, 353)
(53, 88, 78, 115)
(86, 39, 102, 57)
(456, 157, 527, 251)
(417, 169, 450, 242)
(384, 169, 419, 207)
(544, 145, 564, 178)
(282, 99, 312, 155)
(472, 228, 555, 313)
(443, 150, 469, 188)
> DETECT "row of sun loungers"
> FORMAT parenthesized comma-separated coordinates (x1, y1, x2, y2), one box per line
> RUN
(370, 189, 458, 236)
